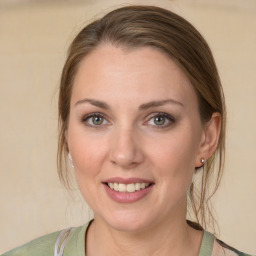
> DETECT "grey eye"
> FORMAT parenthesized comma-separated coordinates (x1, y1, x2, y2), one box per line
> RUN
(82, 113, 109, 127)
(146, 113, 175, 128)
(154, 116, 166, 125)
(92, 116, 104, 125)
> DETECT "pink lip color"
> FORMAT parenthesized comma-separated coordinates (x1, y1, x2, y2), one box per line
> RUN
(103, 177, 154, 203)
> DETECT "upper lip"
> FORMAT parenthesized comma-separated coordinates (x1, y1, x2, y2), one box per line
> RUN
(103, 177, 154, 184)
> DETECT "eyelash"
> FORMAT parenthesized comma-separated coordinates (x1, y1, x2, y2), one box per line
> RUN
(81, 112, 175, 129)
(81, 112, 110, 128)
(145, 112, 175, 129)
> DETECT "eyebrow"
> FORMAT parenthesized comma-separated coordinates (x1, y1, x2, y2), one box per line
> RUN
(75, 99, 110, 109)
(74, 98, 184, 110)
(139, 99, 184, 110)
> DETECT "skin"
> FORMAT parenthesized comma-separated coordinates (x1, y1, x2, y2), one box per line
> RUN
(66, 44, 220, 255)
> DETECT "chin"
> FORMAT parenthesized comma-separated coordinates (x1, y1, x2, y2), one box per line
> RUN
(100, 210, 156, 233)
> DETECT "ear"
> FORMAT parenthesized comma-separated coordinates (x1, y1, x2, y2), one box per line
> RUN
(195, 112, 221, 167)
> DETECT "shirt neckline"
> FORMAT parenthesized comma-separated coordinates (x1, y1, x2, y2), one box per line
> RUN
(69, 221, 214, 256)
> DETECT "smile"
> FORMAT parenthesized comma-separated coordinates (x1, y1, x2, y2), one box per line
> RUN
(103, 177, 154, 203)
(107, 182, 150, 193)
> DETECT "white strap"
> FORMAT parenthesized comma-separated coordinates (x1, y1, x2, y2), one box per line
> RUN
(54, 227, 75, 256)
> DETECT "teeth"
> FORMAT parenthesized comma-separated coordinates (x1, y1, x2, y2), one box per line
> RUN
(127, 184, 135, 193)
(114, 183, 118, 191)
(107, 182, 150, 193)
(135, 183, 141, 191)
(118, 183, 126, 192)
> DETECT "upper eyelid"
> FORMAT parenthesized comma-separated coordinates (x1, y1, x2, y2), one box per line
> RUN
(82, 112, 106, 119)
(146, 112, 175, 120)
(82, 112, 110, 124)
(150, 112, 173, 117)
(144, 112, 175, 127)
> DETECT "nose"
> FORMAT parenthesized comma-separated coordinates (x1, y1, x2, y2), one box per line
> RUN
(109, 127, 144, 169)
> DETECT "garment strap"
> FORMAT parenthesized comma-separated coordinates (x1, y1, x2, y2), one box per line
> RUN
(198, 231, 214, 256)
(54, 227, 75, 256)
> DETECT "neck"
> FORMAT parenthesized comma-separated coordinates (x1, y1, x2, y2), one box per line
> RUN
(86, 216, 203, 256)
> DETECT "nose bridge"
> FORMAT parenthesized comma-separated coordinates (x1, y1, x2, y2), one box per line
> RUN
(110, 123, 143, 168)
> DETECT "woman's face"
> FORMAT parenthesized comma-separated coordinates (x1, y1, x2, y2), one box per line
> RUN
(67, 44, 205, 232)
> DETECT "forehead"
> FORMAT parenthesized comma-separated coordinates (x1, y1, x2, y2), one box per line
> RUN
(71, 44, 198, 109)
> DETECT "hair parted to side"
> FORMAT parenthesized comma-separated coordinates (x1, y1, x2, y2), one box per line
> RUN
(58, 5, 226, 232)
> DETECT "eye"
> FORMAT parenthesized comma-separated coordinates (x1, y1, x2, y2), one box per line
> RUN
(146, 113, 175, 128)
(82, 113, 110, 127)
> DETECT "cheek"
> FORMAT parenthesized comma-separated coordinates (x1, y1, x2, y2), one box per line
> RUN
(68, 128, 109, 179)
(68, 131, 109, 207)
(149, 127, 200, 188)
(151, 133, 198, 170)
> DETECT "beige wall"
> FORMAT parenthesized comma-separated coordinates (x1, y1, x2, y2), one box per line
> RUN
(0, 0, 255, 254)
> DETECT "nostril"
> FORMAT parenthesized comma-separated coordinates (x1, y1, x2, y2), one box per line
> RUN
(109, 135, 144, 167)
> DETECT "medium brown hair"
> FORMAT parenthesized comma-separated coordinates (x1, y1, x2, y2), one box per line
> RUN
(58, 5, 226, 231)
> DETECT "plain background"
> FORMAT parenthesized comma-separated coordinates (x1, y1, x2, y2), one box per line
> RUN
(0, 0, 255, 254)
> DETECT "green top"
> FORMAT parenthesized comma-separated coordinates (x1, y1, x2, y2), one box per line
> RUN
(1, 222, 253, 256)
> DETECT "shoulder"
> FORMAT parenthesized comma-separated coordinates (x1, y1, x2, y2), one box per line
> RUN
(1, 230, 60, 256)
(0, 224, 87, 256)
(200, 231, 253, 256)
(213, 236, 253, 256)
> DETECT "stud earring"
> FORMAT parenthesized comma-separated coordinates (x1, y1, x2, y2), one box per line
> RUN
(200, 158, 205, 165)
(68, 153, 74, 168)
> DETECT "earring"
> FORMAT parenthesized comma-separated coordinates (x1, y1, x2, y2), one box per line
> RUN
(200, 158, 205, 165)
(68, 153, 74, 168)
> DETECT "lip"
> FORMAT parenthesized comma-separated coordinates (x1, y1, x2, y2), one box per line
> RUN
(103, 177, 154, 184)
(103, 177, 154, 204)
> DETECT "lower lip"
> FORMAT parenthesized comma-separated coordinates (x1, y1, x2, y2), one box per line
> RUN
(103, 184, 154, 203)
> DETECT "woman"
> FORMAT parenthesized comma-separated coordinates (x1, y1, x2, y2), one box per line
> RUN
(2, 5, 252, 256)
